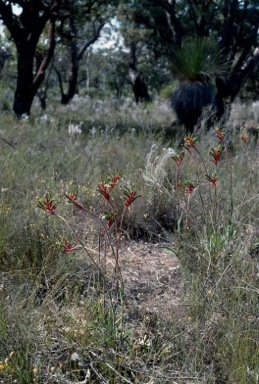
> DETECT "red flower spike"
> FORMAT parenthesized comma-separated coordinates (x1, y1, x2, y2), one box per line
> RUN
(107, 217, 113, 230)
(187, 183, 195, 194)
(37, 193, 60, 215)
(214, 148, 220, 165)
(209, 145, 223, 166)
(184, 134, 199, 152)
(172, 151, 185, 166)
(216, 127, 225, 143)
(45, 199, 56, 214)
(112, 175, 120, 184)
(97, 182, 111, 201)
(65, 192, 85, 210)
(62, 240, 78, 253)
(205, 174, 217, 186)
(177, 181, 195, 194)
(125, 191, 135, 207)
(109, 174, 120, 191)
(102, 211, 114, 230)
(97, 173, 120, 201)
(122, 186, 142, 207)
(240, 133, 249, 144)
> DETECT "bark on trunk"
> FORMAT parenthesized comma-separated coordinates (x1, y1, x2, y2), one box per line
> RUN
(33, 18, 56, 100)
(154, 0, 182, 46)
(13, 19, 55, 116)
(13, 50, 35, 116)
(215, 48, 259, 121)
(61, 40, 79, 105)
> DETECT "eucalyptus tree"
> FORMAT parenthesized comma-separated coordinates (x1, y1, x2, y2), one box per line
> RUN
(117, 0, 172, 102)
(0, 0, 118, 115)
(100, 48, 129, 99)
(0, 0, 72, 116)
(54, 0, 118, 105)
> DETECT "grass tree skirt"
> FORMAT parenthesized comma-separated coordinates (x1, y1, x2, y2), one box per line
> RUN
(172, 81, 215, 131)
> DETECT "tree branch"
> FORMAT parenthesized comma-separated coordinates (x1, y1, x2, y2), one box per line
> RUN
(231, 47, 259, 99)
(78, 21, 105, 61)
(221, 0, 238, 50)
(54, 65, 65, 99)
(0, 1, 20, 40)
(153, 0, 182, 45)
(32, 17, 56, 96)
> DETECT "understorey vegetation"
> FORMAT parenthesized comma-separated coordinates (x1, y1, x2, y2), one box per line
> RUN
(0, 97, 259, 383)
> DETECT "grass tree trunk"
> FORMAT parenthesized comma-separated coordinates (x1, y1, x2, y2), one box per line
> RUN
(171, 38, 229, 131)
(173, 81, 214, 132)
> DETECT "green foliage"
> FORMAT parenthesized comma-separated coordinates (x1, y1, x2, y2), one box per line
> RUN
(171, 37, 229, 81)
(1, 0, 259, 115)
(159, 83, 177, 99)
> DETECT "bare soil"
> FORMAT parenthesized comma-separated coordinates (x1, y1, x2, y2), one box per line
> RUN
(107, 241, 183, 322)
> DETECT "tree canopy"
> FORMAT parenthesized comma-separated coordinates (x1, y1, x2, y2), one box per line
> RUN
(0, 0, 259, 116)
(0, 0, 118, 115)
(117, 0, 259, 123)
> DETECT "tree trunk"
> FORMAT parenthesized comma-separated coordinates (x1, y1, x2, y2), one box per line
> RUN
(61, 40, 79, 105)
(215, 48, 259, 121)
(59, 16, 105, 105)
(13, 19, 55, 116)
(0, 0, 70, 117)
(129, 43, 151, 103)
(33, 18, 56, 101)
(154, 0, 182, 46)
(86, 51, 90, 92)
(13, 50, 35, 116)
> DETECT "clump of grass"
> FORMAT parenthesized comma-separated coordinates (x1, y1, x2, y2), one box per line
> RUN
(144, 123, 259, 382)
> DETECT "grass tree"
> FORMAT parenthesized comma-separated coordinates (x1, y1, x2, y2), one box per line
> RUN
(171, 37, 229, 132)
